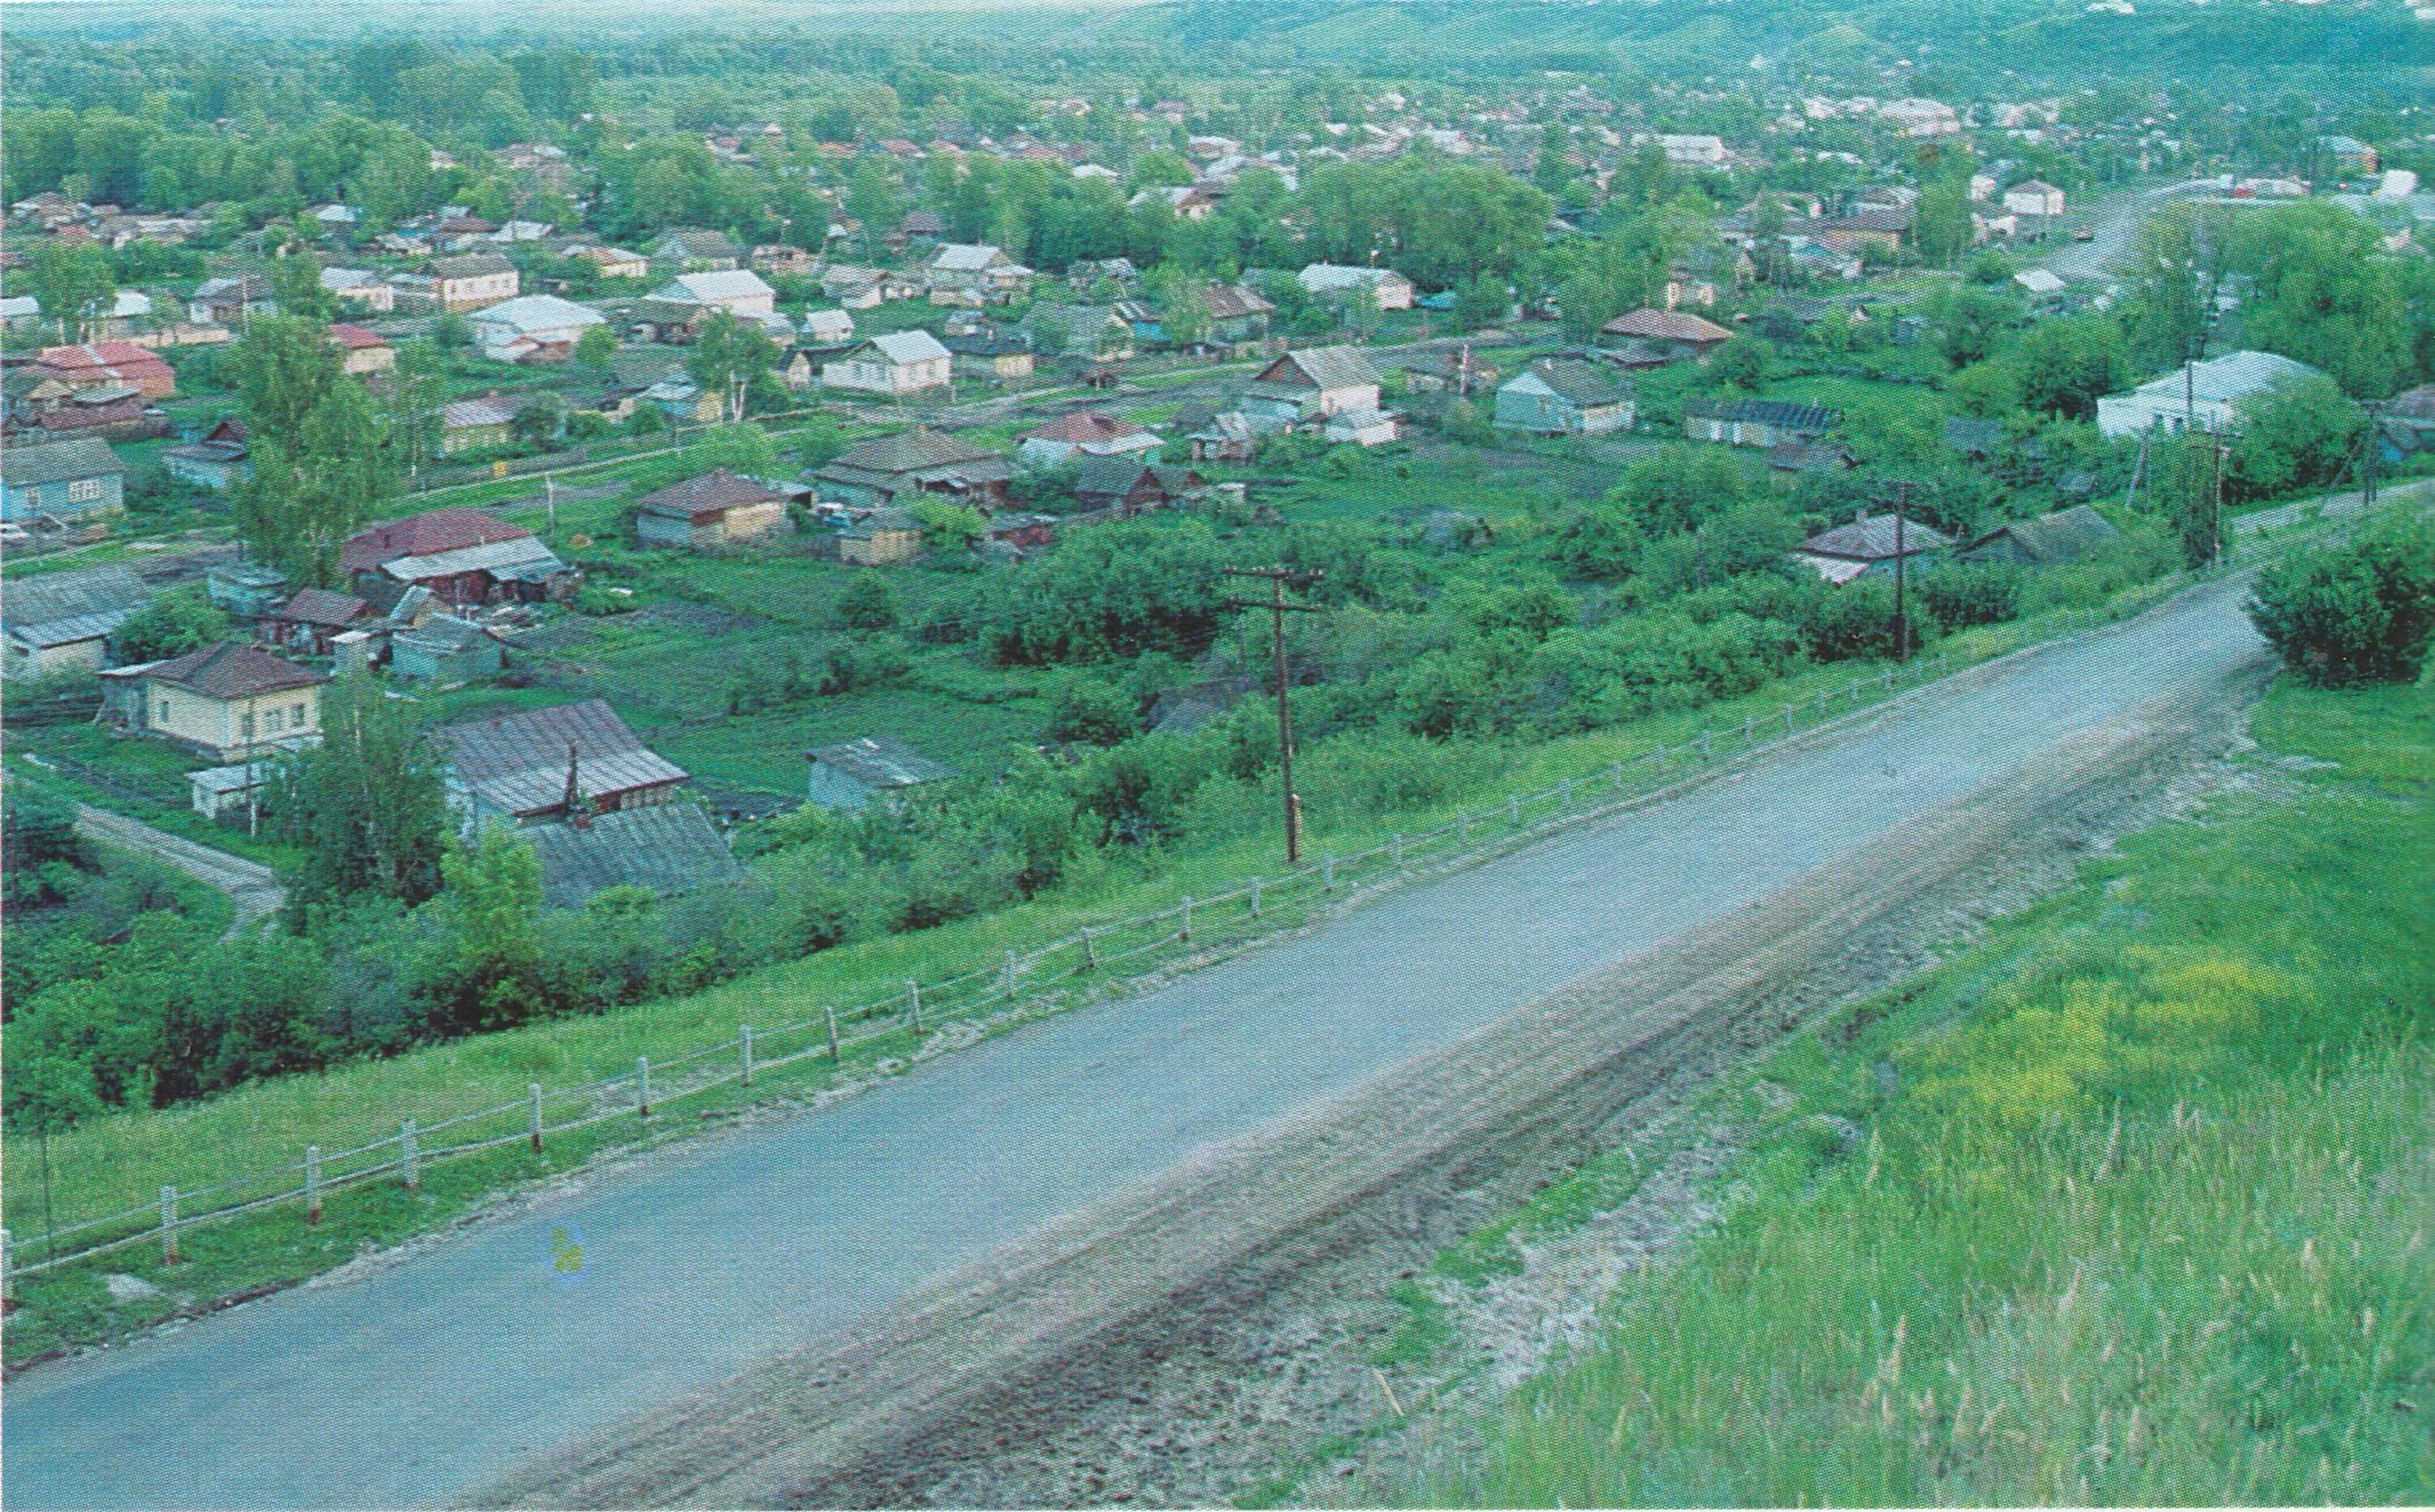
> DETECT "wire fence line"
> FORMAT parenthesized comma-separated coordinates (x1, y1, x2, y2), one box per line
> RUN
(2, 576, 2211, 1290)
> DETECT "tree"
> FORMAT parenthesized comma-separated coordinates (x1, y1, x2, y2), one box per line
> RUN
(1707, 337, 1771, 392)
(430, 311, 472, 351)
(834, 571, 899, 630)
(431, 823, 545, 1034)
(111, 588, 226, 664)
(911, 497, 986, 554)
(2247, 516, 2435, 686)
(1912, 177, 1974, 269)
(2014, 316, 2127, 420)
(235, 317, 397, 586)
(2229, 376, 2365, 503)
(25, 241, 115, 341)
(1045, 676, 1139, 746)
(275, 675, 450, 914)
(573, 322, 619, 373)
(266, 239, 333, 321)
(510, 392, 567, 451)
(685, 310, 778, 423)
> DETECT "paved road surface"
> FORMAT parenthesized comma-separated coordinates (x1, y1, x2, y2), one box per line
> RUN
(2041, 179, 2200, 283)
(69, 802, 285, 939)
(4, 560, 2287, 1511)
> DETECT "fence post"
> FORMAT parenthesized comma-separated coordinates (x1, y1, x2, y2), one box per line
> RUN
(1506, 794, 1521, 828)
(306, 1145, 322, 1225)
(1699, 730, 1713, 763)
(1, 1229, 11, 1310)
(1323, 854, 1337, 891)
(907, 980, 922, 1035)
(1784, 704, 1797, 734)
(401, 1120, 420, 1190)
(1249, 876, 1263, 916)
(636, 1058, 651, 1120)
(1004, 950, 1019, 999)
(161, 1186, 181, 1264)
(1179, 895, 1194, 941)
(1743, 713, 1756, 744)
(1392, 833, 1405, 868)
(1559, 779, 1574, 812)
(529, 1083, 545, 1152)
(825, 1006, 842, 1062)
(1609, 760, 1625, 789)
(740, 1025, 755, 1088)
(1655, 744, 1668, 773)
(1080, 928, 1098, 971)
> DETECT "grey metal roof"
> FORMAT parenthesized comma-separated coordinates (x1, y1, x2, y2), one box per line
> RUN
(382, 536, 567, 583)
(2, 436, 126, 487)
(5, 610, 131, 649)
(2, 564, 150, 631)
(807, 735, 955, 790)
(1800, 513, 1957, 562)
(437, 698, 687, 816)
(526, 802, 742, 910)
(2126, 351, 2324, 405)
(1257, 345, 1381, 394)
(1963, 505, 2120, 564)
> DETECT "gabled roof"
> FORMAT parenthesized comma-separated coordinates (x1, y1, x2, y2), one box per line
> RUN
(1253, 345, 1380, 393)
(1201, 283, 1276, 321)
(0, 563, 149, 631)
(275, 588, 371, 627)
(807, 735, 955, 790)
(635, 467, 789, 521)
(1508, 358, 1631, 407)
(325, 322, 391, 350)
(1600, 308, 1735, 343)
(658, 269, 775, 304)
(929, 243, 1010, 273)
(436, 698, 688, 816)
(468, 294, 606, 333)
(1963, 505, 2120, 564)
(2123, 350, 2324, 405)
(654, 228, 744, 258)
(1021, 410, 1153, 446)
(440, 395, 524, 430)
(1800, 513, 1955, 562)
(859, 330, 952, 365)
(818, 426, 1001, 477)
(341, 508, 533, 574)
(429, 253, 517, 279)
(526, 802, 742, 910)
(1687, 398, 1838, 433)
(141, 640, 329, 699)
(2, 435, 125, 486)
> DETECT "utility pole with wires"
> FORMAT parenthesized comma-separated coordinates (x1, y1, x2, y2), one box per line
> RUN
(1877, 480, 1916, 662)
(1222, 566, 1326, 865)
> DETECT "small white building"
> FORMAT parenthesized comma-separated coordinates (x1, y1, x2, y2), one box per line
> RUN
(1296, 263, 1416, 311)
(799, 308, 855, 347)
(650, 269, 778, 320)
(2003, 179, 2066, 220)
(2095, 351, 2328, 438)
(821, 330, 954, 398)
(469, 294, 609, 364)
(320, 268, 396, 313)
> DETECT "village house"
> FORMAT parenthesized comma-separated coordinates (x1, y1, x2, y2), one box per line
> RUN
(804, 735, 955, 810)
(836, 506, 925, 566)
(1795, 514, 1956, 584)
(389, 615, 509, 689)
(565, 244, 651, 280)
(633, 468, 795, 550)
(1, 562, 149, 677)
(649, 229, 745, 271)
(925, 243, 1035, 304)
(1187, 410, 1256, 464)
(944, 330, 1036, 384)
(1196, 282, 1279, 354)
(189, 274, 274, 325)
(1323, 405, 1403, 447)
(2095, 351, 2325, 438)
(2, 436, 126, 522)
(112, 641, 330, 761)
(1684, 398, 1838, 450)
(341, 508, 574, 605)
(438, 394, 522, 454)
(37, 341, 179, 400)
(523, 803, 742, 910)
(1022, 303, 1135, 361)
(1016, 411, 1161, 469)
(320, 268, 396, 313)
(2002, 179, 2067, 222)
(799, 308, 856, 348)
(326, 322, 396, 377)
(814, 427, 1012, 508)
(469, 294, 609, 364)
(750, 244, 819, 277)
(261, 588, 375, 656)
(164, 417, 252, 490)
(1296, 263, 1416, 311)
(435, 698, 689, 825)
(422, 253, 521, 312)
(1240, 345, 1383, 430)
(649, 269, 779, 320)
(1960, 505, 2123, 566)
(1598, 308, 1737, 362)
(1494, 359, 1636, 437)
(1128, 184, 1221, 220)
(821, 330, 955, 398)
(1067, 458, 1205, 516)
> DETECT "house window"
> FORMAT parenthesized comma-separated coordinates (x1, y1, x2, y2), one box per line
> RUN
(67, 478, 104, 503)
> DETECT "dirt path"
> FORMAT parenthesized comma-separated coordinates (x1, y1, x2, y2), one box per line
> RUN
(475, 651, 2269, 1509)
(72, 802, 285, 938)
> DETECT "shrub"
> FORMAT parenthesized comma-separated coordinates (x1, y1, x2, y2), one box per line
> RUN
(2247, 517, 2435, 687)
(1915, 562, 2023, 628)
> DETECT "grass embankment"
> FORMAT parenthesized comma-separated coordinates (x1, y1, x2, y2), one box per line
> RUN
(0, 572, 2189, 1360)
(1394, 678, 2435, 1506)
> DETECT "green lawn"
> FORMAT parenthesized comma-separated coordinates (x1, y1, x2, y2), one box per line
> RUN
(1390, 677, 2435, 1507)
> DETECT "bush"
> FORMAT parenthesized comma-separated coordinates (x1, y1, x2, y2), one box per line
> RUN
(1914, 562, 2023, 628)
(2247, 517, 2435, 687)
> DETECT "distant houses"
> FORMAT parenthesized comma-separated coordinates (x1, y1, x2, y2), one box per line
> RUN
(1960, 506, 2121, 566)
(1016, 411, 1162, 469)
(1597, 308, 1736, 363)
(1240, 345, 1382, 430)
(815, 428, 1011, 509)
(1795, 514, 1955, 584)
(1296, 263, 1416, 311)
(340, 508, 575, 606)
(468, 295, 608, 364)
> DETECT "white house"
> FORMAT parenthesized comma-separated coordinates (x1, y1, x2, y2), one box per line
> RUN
(799, 308, 855, 347)
(2095, 351, 2327, 438)
(821, 330, 954, 398)
(1296, 263, 1416, 311)
(926, 243, 1034, 304)
(650, 269, 778, 320)
(320, 268, 396, 313)
(469, 294, 610, 364)
(2003, 179, 2066, 221)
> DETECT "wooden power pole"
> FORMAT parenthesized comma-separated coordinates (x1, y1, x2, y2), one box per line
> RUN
(1222, 566, 1326, 864)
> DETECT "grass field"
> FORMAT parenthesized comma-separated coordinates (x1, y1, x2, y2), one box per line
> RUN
(1388, 676, 2435, 1506)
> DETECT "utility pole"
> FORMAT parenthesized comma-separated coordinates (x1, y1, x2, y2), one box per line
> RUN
(1882, 480, 1914, 662)
(1222, 566, 1325, 864)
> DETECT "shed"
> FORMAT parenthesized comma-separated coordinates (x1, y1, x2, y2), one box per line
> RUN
(524, 803, 743, 909)
(633, 468, 795, 550)
(806, 736, 956, 810)
(1960, 505, 2122, 566)
(1796, 513, 1956, 583)
(390, 614, 507, 688)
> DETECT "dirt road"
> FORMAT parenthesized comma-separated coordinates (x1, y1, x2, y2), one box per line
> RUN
(70, 801, 285, 938)
(3, 551, 2288, 1510)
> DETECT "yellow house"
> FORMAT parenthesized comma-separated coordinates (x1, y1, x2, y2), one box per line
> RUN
(127, 641, 330, 760)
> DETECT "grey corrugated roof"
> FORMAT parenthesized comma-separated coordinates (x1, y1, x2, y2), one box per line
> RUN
(1800, 513, 1956, 562)
(2, 436, 126, 487)
(1515, 358, 1630, 407)
(382, 536, 567, 583)
(1964, 505, 2120, 564)
(6, 610, 131, 649)
(2, 564, 150, 630)
(807, 735, 955, 790)
(1260, 345, 1380, 394)
(1687, 398, 1838, 433)
(527, 802, 742, 909)
(437, 698, 687, 816)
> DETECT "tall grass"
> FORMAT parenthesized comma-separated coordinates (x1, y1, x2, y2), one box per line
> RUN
(1398, 678, 2435, 1506)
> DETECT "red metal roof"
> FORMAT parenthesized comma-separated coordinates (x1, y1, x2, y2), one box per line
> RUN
(340, 508, 533, 574)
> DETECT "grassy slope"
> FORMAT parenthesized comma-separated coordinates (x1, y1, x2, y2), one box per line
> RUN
(1393, 677, 2435, 1506)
